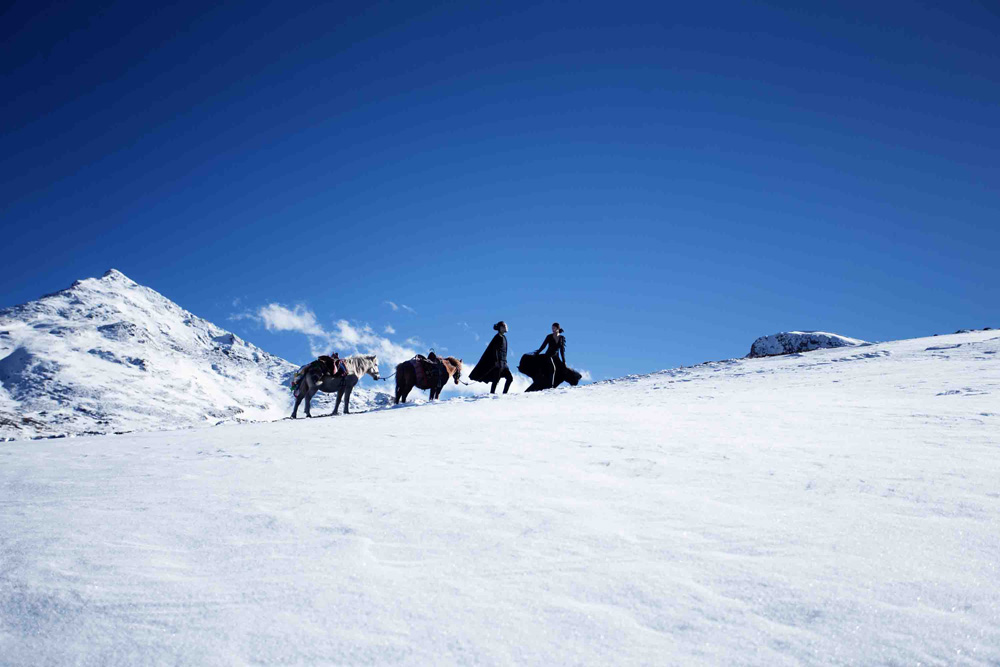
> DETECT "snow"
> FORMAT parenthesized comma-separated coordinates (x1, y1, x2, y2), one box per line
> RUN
(748, 331, 867, 358)
(0, 269, 390, 439)
(2, 330, 998, 665)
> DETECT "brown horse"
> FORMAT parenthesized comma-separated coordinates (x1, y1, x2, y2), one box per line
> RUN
(394, 355, 463, 404)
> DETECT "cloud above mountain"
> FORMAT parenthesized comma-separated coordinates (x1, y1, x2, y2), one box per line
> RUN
(258, 304, 326, 338)
(237, 303, 423, 367)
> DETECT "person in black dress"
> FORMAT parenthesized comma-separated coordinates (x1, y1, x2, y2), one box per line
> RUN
(534, 322, 566, 362)
(469, 321, 513, 394)
(532, 322, 567, 388)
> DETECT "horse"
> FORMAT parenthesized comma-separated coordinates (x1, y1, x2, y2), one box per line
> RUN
(291, 354, 380, 418)
(517, 353, 583, 392)
(394, 355, 463, 404)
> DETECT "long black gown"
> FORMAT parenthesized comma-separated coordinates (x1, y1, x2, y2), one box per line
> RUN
(519, 334, 581, 391)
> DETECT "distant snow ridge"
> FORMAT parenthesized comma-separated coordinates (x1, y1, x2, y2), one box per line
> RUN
(748, 331, 867, 358)
(0, 269, 387, 440)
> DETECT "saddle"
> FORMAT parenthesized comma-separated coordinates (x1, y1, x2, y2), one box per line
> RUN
(290, 357, 339, 397)
(409, 354, 445, 390)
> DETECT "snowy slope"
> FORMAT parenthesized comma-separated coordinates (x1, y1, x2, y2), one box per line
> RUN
(0, 269, 388, 440)
(748, 330, 867, 357)
(1, 329, 997, 665)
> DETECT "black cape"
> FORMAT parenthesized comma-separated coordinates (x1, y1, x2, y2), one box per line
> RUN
(469, 333, 508, 383)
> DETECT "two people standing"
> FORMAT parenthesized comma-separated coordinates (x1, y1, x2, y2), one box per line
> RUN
(469, 321, 570, 394)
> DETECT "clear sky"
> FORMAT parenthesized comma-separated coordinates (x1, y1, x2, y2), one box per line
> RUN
(2, 0, 998, 381)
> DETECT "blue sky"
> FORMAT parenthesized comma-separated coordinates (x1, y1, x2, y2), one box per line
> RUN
(2, 0, 998, 381)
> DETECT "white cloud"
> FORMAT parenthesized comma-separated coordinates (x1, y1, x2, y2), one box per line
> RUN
(384, 300, 416, 315)
(330, 320, 420, 368)
(384, 325, 396, 335)
(258, 304, 326, 337)
(235, 303, 335, 357)
(404, 336, 424, 349)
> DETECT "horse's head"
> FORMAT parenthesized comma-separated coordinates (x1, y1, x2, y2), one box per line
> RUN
(447, 357, 463, 384)
(366, 354, 380, 380)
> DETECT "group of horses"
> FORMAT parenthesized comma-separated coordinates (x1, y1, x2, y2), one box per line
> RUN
(290, 353, 464, 419)
(290, 351, 580, 419)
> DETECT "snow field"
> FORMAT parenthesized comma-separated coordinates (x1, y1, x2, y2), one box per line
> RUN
(1, 331, 998, 665)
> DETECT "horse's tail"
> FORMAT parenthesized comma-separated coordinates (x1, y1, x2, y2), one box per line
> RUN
(394, 363, 405, 402)
(291, 365, 309, 396)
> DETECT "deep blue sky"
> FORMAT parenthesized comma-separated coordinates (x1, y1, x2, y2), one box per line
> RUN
(2, 0, 998, 379)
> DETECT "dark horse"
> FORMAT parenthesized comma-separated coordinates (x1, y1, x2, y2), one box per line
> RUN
(394, 355, 463, 404)
(517, 353, 583, 392)
(291, 354, 380, 418)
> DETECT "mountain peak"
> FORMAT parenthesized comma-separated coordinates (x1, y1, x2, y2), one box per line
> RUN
(100, 268, 136, 284)
(0, 271, 299, 439)
(1, 270, 391, 439)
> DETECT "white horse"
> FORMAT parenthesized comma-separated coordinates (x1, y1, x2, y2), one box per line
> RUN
(291, 354, 380, 418)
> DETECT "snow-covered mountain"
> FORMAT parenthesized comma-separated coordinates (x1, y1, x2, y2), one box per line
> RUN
(1, 329, 997, 664)
(0, 269, 387, 440)
(748, 330, 867, 357)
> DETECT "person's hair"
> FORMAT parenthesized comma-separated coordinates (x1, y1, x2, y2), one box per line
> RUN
(552, 322, 564, 333)
(493, 321, 506, 331)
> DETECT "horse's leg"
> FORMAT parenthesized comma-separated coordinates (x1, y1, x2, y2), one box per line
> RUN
(292, 377, 309, 418)
(344, 385, 353, 414)
(332, 384, 342, 415)
(305, 375, 318, 417)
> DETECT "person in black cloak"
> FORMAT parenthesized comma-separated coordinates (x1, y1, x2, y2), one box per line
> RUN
(469, 321, 513, 394)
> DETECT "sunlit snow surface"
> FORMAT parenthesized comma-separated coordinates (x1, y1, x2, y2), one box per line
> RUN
(1, 331, 998, 665)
